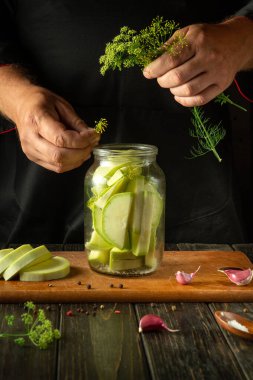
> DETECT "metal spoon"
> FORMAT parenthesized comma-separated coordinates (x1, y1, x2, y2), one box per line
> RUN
(215, 311, 253, 340)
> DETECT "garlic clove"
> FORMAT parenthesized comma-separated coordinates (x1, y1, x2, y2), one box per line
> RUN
(175, 266, 200, 285)
(175, 271, 192, 285)
(138, 314, 179, 333)
(218, 267, 253, 286)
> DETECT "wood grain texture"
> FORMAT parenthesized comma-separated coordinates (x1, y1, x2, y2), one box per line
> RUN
(0, 244, 252, 380)
(135, 302, 245, 380)
(233, 244, 253, 263)
(58, 303, 150, 380)
(209, 302, 253, 380)
(0, 250, 253, 303)
(177, 243, 232, 251)
(0, 303, 59, 380)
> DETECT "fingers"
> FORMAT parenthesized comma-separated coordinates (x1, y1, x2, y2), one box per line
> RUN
(174, 84, 221, 107)
(143, 28, 194, 79)
(35, 108, 100, 149)
(142, 23, 239, 106)
(156, 61, 204, 90)
(169, 72, 211, 97)
(37, 159, 86, 172)
(15, 87, 101, 172)
(23, 132, 94, 173)
(54, 99, 88, 132)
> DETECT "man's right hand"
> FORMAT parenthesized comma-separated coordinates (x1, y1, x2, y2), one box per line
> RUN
(0, 66, 100, 172)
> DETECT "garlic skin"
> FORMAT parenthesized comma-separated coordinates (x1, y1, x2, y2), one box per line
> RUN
(139, 314, 179, 333)
(175, 266, 200, 285)
(218, 268, 253, 286)
(175, 271, 192, 285)
(138, 314, 179, 333)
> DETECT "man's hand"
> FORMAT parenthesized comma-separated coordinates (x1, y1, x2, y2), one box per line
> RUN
(143, 16, 253, 107)
(14, 87, 100, 172)
(0, 66, 100, 172)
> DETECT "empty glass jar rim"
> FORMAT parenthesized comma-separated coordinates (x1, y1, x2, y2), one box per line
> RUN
(93, 143, 158, 157)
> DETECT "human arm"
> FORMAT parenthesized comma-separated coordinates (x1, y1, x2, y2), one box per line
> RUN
(0, 2, 99, 173)
(143, 5, 253, 107)
(0, 65, 99, 172)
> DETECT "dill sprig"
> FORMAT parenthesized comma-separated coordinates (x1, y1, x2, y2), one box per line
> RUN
(0, 301, 61, 349)
(100, 16, 187, 75)
(99, 16, 246, 162)
(215, 93, 247, 112)
(94, 118, 108, 134)
(188, 107, 226, 162)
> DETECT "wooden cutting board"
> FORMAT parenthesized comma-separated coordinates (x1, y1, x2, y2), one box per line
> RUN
(0, 250, 252, 303)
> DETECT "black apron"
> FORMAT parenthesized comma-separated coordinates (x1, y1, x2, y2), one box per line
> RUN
(0, 0, 250, 246)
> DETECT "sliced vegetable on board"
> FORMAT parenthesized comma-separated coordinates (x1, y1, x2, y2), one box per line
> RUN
(0, 245, 70, 282)
(3, 245, 52, 281)
(0, 244, 33, 276)
(19, 256, 70, 281)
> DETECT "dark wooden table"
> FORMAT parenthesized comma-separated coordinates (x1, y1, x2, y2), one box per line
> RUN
(0, 243, 253, 380)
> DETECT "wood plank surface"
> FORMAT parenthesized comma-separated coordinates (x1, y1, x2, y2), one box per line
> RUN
(135, 302, 245, 380)
(0, 303, 59, 380)
(233, 244, 253, 262)
(0, 250, 253, 303)
(58, 303, 150, 380)
(209, 302, 253, 380)
(177, 243, 232, 251)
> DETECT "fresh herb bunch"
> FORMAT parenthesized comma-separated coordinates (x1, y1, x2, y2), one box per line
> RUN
(0, 301, 61, 349)
(100, 16, 187, 75)
(100, 16, 247, 162)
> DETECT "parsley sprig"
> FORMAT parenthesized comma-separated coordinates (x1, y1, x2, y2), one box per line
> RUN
(0, 301, 61, 349)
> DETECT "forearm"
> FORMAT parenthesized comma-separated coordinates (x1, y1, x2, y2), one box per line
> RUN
(222, 15, 253, 72)
(0, 65, 37, 124)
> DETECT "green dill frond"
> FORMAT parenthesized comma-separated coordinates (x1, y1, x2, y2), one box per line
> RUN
(215, 92, 247, 112)
(14, 337, 25, 346)
(99, 17, 242, 162)
(0, 302, 60, 350)
(94, 118, 108, 134)
(163, 33, 188, 56)
(5, 315, 15, 327)
(24, 301, 36, 311)
(21, 312, 33, 327)
(100, 16, 186, 75)
(188, 106, 226, 162)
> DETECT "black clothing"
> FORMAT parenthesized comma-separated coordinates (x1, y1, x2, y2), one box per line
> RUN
(0, 0, 252, 246)
(236, 0, 253, 18)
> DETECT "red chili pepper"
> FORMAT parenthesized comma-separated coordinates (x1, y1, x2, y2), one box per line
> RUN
(114, 310, 121, 314)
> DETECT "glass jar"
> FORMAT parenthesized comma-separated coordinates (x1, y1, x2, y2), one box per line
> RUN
(84, 143, 165, 276)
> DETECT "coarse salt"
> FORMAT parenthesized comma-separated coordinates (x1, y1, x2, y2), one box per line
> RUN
(227, 319, 249, 333)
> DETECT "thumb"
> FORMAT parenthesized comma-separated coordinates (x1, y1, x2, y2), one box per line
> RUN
(36, 108, 94, 149)
(55, 99, 90, 133)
